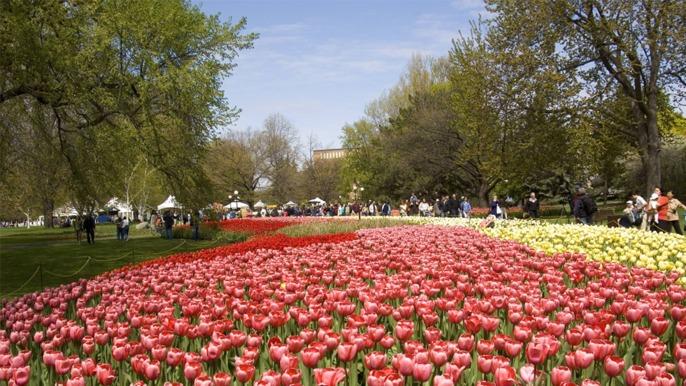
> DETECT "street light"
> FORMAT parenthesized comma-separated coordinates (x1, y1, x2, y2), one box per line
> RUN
(229, 190, 240, 218)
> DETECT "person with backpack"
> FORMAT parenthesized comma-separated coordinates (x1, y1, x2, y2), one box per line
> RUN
(163, 211, 174, 240)
(115, 215, 123, 240)
(573, 188, 597, 225)
(83, 213, 96, 244)
(489, 195, 504, 219)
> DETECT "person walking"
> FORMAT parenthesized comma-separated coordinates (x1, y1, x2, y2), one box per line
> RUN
(73, 215, 84, 243)
(83, 213, 96, 244)
(115, 215, 123, 240)
(524, 192, 540, 219)
(656, 188, 671, 232)
(381, 202, 391, 216)
(448, 194, 459, 217)
(573, 188, 597, 225)
(665, 191, 686, 235)
(190, 211, 200, 240)
(121, 216, 130, 241)
(631, 192, 648, 230)
(163, 211, 174, 240)
(461, 197, 472, 218)
(489, 195, 504, 219)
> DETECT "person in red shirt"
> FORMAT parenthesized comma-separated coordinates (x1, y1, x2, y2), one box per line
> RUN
(655, 187, 671, 232)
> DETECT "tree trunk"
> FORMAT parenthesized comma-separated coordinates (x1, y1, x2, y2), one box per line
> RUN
(635, 102, 662, 196)
(43, 198, 54, 228)
(477, 182, 491, 207)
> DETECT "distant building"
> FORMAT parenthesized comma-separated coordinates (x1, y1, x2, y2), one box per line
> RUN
(313, 148, 346, 161)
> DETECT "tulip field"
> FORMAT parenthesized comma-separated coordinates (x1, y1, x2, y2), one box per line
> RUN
(1, 219, 686, 386)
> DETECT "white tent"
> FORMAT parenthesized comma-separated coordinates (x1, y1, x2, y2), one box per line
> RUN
(308, 197, 326, 205)
(224, 201, 249, 210)
(157, 195, 182, 211)
(254, 200, 266, 208)
(284, 201, 297, 207)
(106, 197, 133, 217)
(55, 206, 78, 217)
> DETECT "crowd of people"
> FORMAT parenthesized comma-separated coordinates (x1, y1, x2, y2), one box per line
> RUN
(621, 187, 686, 234)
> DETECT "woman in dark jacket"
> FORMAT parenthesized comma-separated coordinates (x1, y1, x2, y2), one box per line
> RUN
(489, 195, 503, 219)
(524, 192, 540, 218)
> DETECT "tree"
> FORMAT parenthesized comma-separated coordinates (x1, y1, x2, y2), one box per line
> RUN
(204, 130, 268, 205)
(0, 0, 257, 216)
(261, 114, 300, 203)
(486, 0, 686, 194)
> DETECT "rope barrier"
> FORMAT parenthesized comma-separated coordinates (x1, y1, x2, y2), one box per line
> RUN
(43, 257, 92, 278)
(4, 266, 41, 297)
(90, 251, 133, 262)
(6, 238, 192, 298)
(154, 240, 187, 255)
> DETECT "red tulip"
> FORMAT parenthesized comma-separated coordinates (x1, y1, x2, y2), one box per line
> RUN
(95, 363, 116, 386)
(412, 362, 432, 382)
(443, 363, 464, 382)
(625, 365, 646, 386)
(477, 339, 495, 355)
(452, 350, 471, 368)
(573, 348, 595, 369)
(337, 342, 357, 362)
(213, 372, 232, 386)
(66, 376, 86, 386)
(677, 359, 686, 378)
(364, 351, 387, 370)
(672, 324, 686, 346)
(281, 367, 302, 385)
(477, 354, 493, 374)
(235, 363, 256, 383)
(193, 375, 213, 386)
(429, 345, 449, 366)
(494, 365, 516, 386)
(313, 367, 346, 386)
(551, 366, 572, 386)
(301, 347, 321, 368)
(395, 321, 414, 341)
(525, 342, 548, 365)
(144, 359, 161, 380)
(457, 333, 474, 351)
(650, 317, 669, 336)
(433, 375, 454, 386)
(184, 361, 202, 381)
(465, 316, 482, 334)
(633, 327, 652, 345)
(279, 353, 299, 371)
(604, 356, 624, 377)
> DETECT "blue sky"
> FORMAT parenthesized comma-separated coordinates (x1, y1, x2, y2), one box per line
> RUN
(194, 0, 486, 147)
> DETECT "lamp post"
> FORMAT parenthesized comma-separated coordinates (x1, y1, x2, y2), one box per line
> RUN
(229, 190, 240, 218)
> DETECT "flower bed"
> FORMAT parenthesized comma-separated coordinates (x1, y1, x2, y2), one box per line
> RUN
(412, 217, 686, 282)
(1, 225, 685, 386)
(217, 218, 309, 235)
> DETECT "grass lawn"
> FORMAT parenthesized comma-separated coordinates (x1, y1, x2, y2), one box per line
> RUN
(0, 224, 235, 299)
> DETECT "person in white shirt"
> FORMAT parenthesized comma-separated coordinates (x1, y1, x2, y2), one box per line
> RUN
(121, 217, 130, 241)
(418, 199, 430, 217)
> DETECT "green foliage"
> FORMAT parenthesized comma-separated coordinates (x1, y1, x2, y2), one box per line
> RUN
(0, 0, 257, 216)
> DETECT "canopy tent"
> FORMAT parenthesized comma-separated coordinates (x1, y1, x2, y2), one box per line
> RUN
(106, 197, 133, 216)
(253, 200, 266, 209)
(157, 195, 182, 211)
(308, 197, 326, 205)
(224, 201, 249, 210)
(284, 201, 297, 207)
(55, 206, 78, 217)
